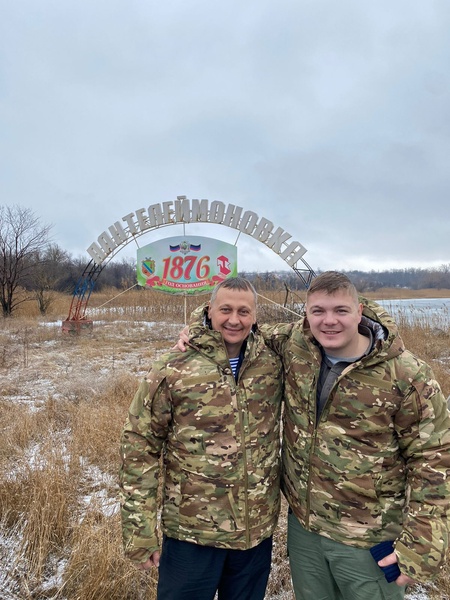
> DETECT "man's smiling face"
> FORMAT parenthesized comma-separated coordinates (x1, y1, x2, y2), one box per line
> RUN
(208, 287, 256, 357)
(306, 289, 363, 358)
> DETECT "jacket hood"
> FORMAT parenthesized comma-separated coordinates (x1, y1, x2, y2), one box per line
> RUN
(359, 296, 405, 360)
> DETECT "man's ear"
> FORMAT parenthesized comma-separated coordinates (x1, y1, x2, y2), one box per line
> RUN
(205, 303, 213, 329)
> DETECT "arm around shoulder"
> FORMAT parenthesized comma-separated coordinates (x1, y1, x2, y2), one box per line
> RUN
(258, 321, 296, 354)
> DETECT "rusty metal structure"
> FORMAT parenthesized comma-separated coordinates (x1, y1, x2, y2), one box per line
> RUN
(61, 260, 103, 334)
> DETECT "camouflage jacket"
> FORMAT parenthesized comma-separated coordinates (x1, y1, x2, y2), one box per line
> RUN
(119, 308, 283, 564)
(261, 298, 450, 583)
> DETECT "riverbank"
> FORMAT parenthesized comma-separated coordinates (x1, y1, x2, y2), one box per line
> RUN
(364, 288, 450, 300)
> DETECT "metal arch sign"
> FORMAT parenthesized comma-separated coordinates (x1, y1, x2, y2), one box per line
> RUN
(63, 195, 315, 333)
(137, 236, 238, 294)
(86, 195, 308, 270)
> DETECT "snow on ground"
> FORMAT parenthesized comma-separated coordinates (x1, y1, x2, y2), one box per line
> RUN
(0, 315, 185, 599)
(0, 314, 444, 599)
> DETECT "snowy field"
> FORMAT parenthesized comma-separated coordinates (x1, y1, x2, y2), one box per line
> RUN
(0, 313, 445, 599)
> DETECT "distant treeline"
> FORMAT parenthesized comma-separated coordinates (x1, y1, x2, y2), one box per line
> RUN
(2, 205, 448, 317)
(21, 250, 450, 295)
(241, 265, 450, 292)
(19, 250, 139, 295)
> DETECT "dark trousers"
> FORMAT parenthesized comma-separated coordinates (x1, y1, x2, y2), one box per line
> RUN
(156, 536, 273, 600)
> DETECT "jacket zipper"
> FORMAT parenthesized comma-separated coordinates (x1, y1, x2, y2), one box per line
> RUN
(305, 360, 361, 528)
(305, 375, 318, 528)
(235, 365, 250, 547)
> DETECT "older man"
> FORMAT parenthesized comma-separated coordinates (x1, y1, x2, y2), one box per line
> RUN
(119, 277, 283, 600)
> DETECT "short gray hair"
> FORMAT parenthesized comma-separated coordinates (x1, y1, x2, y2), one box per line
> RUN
(210, 277, 257, 305)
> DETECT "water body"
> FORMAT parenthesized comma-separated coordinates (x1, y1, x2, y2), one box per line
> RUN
(374, 298, 450, 327)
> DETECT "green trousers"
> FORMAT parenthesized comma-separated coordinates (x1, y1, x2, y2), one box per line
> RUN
(287, 512, 405, 600)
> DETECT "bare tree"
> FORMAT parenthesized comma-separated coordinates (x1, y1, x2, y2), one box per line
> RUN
(0, 205, 52, 316)
(32, 244, 71, 315)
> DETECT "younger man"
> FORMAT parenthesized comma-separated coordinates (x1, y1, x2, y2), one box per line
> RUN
(262, 271, 450, 599)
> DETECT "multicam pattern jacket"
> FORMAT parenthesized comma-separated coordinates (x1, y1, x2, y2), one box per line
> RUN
(119, 308, 283, 564)
(261, 297, 450, 583)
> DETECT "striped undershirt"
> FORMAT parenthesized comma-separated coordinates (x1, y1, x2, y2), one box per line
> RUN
(229, 357, 240, 377)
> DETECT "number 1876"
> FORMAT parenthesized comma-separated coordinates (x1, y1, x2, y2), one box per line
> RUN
(161, 255, 211, 281)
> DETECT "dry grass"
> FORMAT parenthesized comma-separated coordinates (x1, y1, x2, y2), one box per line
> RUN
(1, 289, 449, 599)
(365, 288, 450, 300)
(62, 513, 158, 600)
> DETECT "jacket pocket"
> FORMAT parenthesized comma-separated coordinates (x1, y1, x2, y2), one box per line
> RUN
(179, 471, 243, 533)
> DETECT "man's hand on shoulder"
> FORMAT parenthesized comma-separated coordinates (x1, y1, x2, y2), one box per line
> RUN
(171, 325, 189, 352)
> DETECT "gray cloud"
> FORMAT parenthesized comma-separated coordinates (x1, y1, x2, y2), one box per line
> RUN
(1, 0, 449, 273)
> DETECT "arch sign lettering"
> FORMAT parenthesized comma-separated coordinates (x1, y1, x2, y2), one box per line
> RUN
(87, 196, 308, 268)
(62, 195, 315, 332)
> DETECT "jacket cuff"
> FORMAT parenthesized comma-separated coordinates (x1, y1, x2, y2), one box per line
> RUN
(395, 538, 445, 583)
(124, 534, 159, 564)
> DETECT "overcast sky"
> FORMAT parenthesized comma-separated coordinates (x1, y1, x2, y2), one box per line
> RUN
(1, 0, 449, 274)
